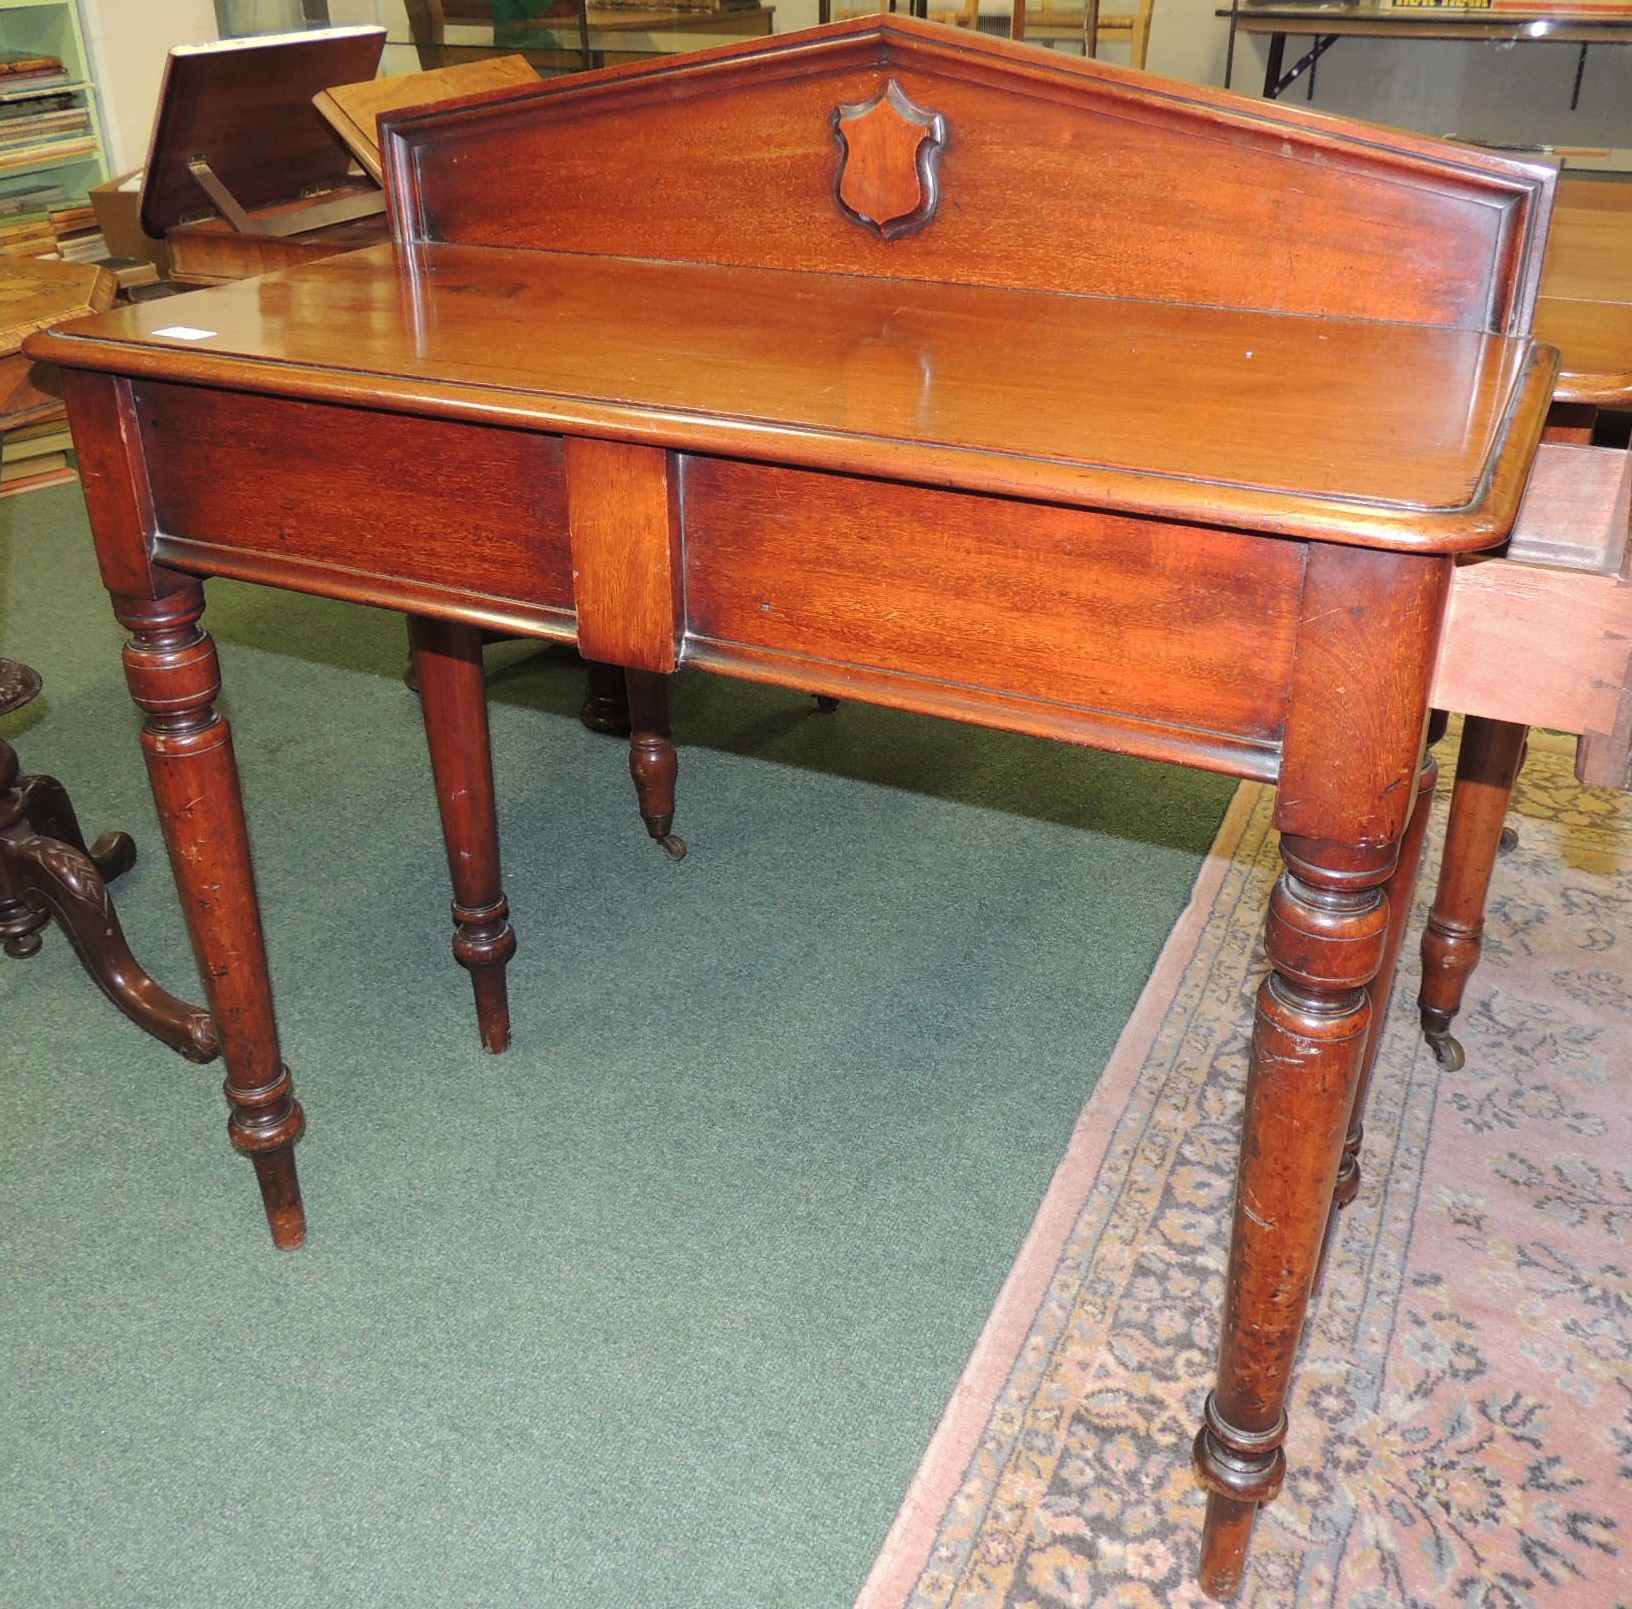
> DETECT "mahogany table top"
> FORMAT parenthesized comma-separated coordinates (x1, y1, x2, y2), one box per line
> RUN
(39, 240, 1552, 553)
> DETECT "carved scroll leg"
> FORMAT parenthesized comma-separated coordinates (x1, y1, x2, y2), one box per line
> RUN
(1195, 839, 1390, 1600)
(625, 668, 686, 862)
(1418, 717, 1528, 1072)
(116, 586, 307, 1249)
(5, 829, 219, 1063)
(579, 658, 633, 737)
(408, 615, 516, 1054)
(1330, 748, 1438, 1219)
(17, 772, 138, 882)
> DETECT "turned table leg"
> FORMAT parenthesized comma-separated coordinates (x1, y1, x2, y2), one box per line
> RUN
(625, 667, 686, 861)
(1193, 539, 1446, 1598)
(1417, 716, 1528, 1071)
(1194, 832, 1391, 1598)
(579, 658, 632, 736)
(114, 586, 307, 1249)
(1330, 747, 1437, 1218)
(408, 615, 517, 1053)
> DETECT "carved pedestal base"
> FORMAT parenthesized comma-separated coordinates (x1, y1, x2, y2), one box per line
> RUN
(0, 656, 217, 1063)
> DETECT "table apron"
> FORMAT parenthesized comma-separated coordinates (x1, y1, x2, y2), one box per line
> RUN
(124, 386, 1368, 784)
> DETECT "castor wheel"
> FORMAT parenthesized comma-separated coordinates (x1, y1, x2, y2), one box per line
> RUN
(1498, 825, 1519, 854)
(812, 694, 839, 713)
(1419, 1002, 1466, 1072)
(657, 833, 688, 861)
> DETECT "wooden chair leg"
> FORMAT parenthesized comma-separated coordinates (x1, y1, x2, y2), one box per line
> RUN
(114, 586, 307, 1249)
(1417, 716, 1528, 1071)
(624, 667, 686, 861)
(408, 615, 516, 1054)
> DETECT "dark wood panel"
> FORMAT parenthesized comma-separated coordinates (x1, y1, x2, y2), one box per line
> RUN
(681, 456, 1304, 744)
(383, 19, 1548, 331)
(136, 382, 574, 614)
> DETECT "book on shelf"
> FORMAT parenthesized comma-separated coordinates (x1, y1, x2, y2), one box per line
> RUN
(0, 118, 92, 154)
(0, 136, 99, 173)
(0, 92, 78, 120)
(0, 184, 67, 214)
(0, 50, 63, 76)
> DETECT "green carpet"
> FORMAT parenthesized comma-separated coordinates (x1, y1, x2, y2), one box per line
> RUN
(0, 481, 1233, 1608)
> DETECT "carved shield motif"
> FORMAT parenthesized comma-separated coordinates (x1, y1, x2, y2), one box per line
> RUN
(832, 79, 947, 241)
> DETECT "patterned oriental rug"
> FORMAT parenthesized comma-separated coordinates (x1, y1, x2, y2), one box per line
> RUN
(859, 732, 1632, 1609)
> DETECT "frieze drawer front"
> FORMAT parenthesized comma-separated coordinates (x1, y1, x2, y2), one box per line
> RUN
(681, 456, 1303, 764)
(139, 382, 575, 624)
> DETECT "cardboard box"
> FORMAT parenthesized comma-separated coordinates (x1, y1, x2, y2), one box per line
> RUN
(89, 171, 170, 277)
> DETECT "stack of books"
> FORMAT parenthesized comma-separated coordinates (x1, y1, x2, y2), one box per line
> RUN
(0, 184, 107, 261)
(0, 413, 76, 497)
(0, 53, 96, 178)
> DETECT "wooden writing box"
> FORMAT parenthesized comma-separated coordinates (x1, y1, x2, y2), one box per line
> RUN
(140, 27, 390, 286)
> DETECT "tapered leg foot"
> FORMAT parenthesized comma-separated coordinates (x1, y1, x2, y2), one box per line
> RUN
(1418, 717, 1527, 1059)
(1194, 844, 1389, 1595)
(1196, 1390, 1286, 1600)
(409, 616, 516, 1052)
(233, 1076, 307, 1249)
(625, 668, 686, 860)
(116, 587, 307, 1247)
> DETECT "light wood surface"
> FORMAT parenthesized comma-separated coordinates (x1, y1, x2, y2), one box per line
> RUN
(1537, 178, 1632, 404)
(315, 54, 539, 183)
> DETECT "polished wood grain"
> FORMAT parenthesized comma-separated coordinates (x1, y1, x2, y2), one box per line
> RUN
(380, 28, 1549, 334)
(44, 246, 1552, 552)
(140, 30, 387, 240)
(29, 18, 1560, 1597)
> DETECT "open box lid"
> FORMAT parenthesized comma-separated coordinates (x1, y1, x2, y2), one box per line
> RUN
(141, 26, 387, 239)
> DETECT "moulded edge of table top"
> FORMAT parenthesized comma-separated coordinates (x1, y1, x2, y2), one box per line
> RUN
(27, 244, 1562, 556)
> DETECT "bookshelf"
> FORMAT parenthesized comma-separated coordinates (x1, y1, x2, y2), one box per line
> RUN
(0, 1, 106, 259)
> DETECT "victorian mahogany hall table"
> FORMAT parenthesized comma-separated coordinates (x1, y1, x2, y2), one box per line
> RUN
(28, 18, 1559, 1597)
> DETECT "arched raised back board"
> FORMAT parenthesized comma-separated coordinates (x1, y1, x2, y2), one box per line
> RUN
(380, 15, 1552, 334)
